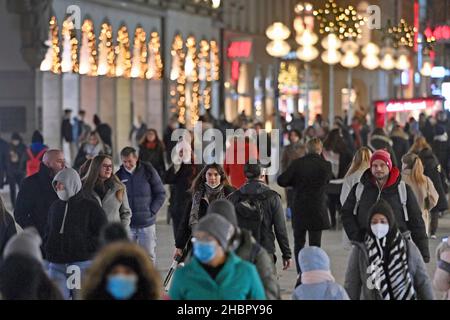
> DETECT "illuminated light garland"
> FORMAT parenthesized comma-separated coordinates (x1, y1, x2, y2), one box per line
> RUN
(40, 16, 61, 73)
(115, 25, 132, 78)
(210, 40, 220, 81)
(199, 39, 211, 110)
(61, 16, 79, 73)
(313, 0, 363, 40)
(97, 22, 115, 76)
(185, 36, 200, 126)
(79, 19, 97, 76)
(278, 62, 299, 94)
(170, 35, 186, 124)
(146, 32, 163, 80)
(387, 19, 416, 48)
(131, 27, 147, 78)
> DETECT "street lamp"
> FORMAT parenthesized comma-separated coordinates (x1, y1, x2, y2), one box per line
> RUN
(321, 33, 341, 126)
(340, 40, 360, 125)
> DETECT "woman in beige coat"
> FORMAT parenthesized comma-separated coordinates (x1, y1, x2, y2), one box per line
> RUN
(82, 155, 132, 232)
(401, 153, 439, 237)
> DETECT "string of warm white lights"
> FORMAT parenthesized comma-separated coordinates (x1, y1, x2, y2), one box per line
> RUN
(131, 27, 147, 79)
(115, 25, 132, 78)
(210, 40, 220, 81)
(146, 31, 163, 80)
(98, 22, 115, 76)
(170, 34, 186, 124)
(199, 39, 211, 110)
(40, 16, 61, 73)
(387, 19, 416, 48)
(61, 16, 79, 73)
(79, 19, 97, 76)
(186, 36, 200, 126)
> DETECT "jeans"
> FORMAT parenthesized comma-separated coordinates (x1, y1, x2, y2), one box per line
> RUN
(131, 224, 157, 264)
(48, 261, 91, 300)
(293, 228, 322, 274)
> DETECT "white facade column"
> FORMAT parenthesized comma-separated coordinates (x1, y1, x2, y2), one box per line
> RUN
(147, 80, 163, 136)
(132, 78, 147, 123)
(116, 78, 132, 157)
(98, 76, 115, 134)
(80, 75, 98, 128)
(42, 72, 62, 149)
(62, 73, 80, 114)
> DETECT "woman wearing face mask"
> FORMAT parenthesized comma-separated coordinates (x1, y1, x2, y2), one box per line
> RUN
(344, 199, 434, 300)
(45, 168, 108, 299)
(169, 214, 266, 300)
(82, 242, 162, 300)
(401, 153, 439, 237)
(173, 164, 235, 260)
(82, 155, 132, 232)
(73, 132, 109, 171)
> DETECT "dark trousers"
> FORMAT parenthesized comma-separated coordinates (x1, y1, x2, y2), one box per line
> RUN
(8, 172, 24, 208)
(293, 227, 322, 274)
(430, 210, 440, 236)
(328, 194, 341, 228)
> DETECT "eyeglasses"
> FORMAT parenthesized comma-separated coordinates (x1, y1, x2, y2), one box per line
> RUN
(102, 164, 113, 170)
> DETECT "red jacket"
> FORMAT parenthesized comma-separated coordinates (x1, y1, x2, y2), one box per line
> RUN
(224, 139, 258, 189)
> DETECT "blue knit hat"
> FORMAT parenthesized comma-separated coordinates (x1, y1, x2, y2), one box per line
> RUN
(298, 246, 330, 272)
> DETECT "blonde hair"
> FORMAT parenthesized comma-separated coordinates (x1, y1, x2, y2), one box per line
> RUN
(409, 136, 432, 154)
(345, 147, 372, 177)
(402, 153, 427, 185)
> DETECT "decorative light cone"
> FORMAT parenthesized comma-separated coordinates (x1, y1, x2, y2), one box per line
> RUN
(362, 42, 380, 56)
(341, 52, 360, 68)
(380, 46, 396, 70)
(266, 22, 291, 40)
(321, 49, 342, 65)
(321, 33, 342, 50)
(395, 47, 411, 70)
(296, 29, 318, 46)
(266, 40, 291, 57)
(296, 45, 319, 62)
(362, 56, 380, 70)
(294, 17, 305, 34)
(420, 59, 433, 76)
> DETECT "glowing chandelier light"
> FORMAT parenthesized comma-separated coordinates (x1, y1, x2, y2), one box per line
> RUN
(321, 33, 342, 64)
(361, 42, 380, 70)
(340, 40, 360, 68)
(395, 46, 411, 70)
(266, 22, 291, 58)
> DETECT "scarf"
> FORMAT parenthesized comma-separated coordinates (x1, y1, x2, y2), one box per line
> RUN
(365, 231, 416, 300)
(189, 183, 225, 227)
(301, 270, 335, 284)
(145, 141, 157, 149)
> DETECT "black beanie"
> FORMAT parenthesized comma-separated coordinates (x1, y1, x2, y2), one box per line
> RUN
(367, 199, 398, 236)
(244, 160, 261, 179)
(31, 130, 43, 144)
(207, 199, 238, 228)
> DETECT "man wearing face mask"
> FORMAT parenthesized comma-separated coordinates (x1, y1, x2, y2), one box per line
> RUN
(45, 167, 107, 299)
(169, 214, 266, 300)
(341, 149, 430, 262)
(344, 200, 434, 300)
(14, 149, 66, 240)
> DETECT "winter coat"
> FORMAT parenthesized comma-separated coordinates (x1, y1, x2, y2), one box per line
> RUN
(85, 180, 132, 231)
(341, 168, 430, 262)
(224, 140, 259, 189)
(278, 153, 333, 231)
(402, 169, 439, 235)
(0, 212, 17, 257)
(116, 161, 166, 228)
(169, 252, 266, 300)
(6, 143, 27, 178)
(281, 142, 305, 172)
(45, 168, 107, 264)
(344, 239, 434, 300)
(340, 169, 367, 206)
(228, 180, 292, 259)
(417, 148, 448, 212)
(368, 135, 398, 168)
(96, 123, 112, 148)
(175, 185, 235, 249)
(432, 133, 449, 177)
(292, 281, 349, 300)
(391, 131, 410, 166)
(138, 143, 166, 179)
(0, 138, 9, 187)
(433, 240, 450, 300)
(61, 118, 73, 142)
(234, 229, 280, 300)
(14, 163, 59, 239)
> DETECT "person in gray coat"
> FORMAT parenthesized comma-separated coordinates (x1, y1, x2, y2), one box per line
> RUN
(344, 199, 434, 300)
(82, 155, 132, 232)
(292, 246, 349, 300)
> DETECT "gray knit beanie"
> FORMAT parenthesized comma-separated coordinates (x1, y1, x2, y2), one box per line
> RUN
(193, 213, 235, 250)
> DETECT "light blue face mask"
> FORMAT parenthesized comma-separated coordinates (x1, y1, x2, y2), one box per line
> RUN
(193, 241, 216, 264)
(106, 274, 138, 300)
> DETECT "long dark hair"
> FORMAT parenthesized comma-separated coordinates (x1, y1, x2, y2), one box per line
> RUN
(323, 128, 348, 154)
(82, 154, 124, 201)
(189, 163, 230, 193)
(139, 129, 165, 150)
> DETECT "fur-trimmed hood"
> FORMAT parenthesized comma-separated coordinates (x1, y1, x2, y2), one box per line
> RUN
(82, 242, 162, 300)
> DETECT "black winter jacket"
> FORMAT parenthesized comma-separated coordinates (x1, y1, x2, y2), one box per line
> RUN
(45, 192, 107, 263)
(0, 212, 17, 256)
(341, 168, 430, 262)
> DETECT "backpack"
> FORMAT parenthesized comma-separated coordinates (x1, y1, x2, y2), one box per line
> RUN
(353, 180, 409, 221)
(26, 148, 47, 177)
(234, 190, 276, 243)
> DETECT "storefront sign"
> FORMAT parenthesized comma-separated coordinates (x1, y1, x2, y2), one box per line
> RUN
(424, 25, 450, 42)
(375, 98, 442, 113)
(227, 39, 253, 62)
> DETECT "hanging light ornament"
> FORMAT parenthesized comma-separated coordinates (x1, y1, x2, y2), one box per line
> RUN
(61, 16, 79, 73)
(97, 22, 115, 76)
(199, 39, 211, 110)
(79, 19, 97, 76)
(210, 40, 220, 81)
(361, 42, 380, 70)
(146, 32, 163, 80)
(340, 40, 360, 68)
(40, 16, 61, 74)
(115, 25, 131, 78)
(169, 35, 186, 124)
(185, 36, 200, 126)
(395, 46, 411, 70)
(266, 22, 291, 58)
(321, 33, 342, 64)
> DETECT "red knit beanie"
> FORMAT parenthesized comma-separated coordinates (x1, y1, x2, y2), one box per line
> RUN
(370, 149, 392, 171)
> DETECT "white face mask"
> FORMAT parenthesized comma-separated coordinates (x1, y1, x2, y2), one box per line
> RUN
(57, 190, 70, 201)
(371, 223, 389, 239)
(206, 181, 221, 189)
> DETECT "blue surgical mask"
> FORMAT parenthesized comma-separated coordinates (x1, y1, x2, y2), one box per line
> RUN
(106, 275, 138, 300)
(193, 241, 216, 263)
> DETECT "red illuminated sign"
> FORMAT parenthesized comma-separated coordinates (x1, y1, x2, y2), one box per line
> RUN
(425, 25, 450, 42)
(227, 40, 253, 61)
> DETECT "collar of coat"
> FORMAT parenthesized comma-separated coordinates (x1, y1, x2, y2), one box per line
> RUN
(370, 135, 393, 146)
(361, 167, 401, 190)
(190, 252, 242, 281)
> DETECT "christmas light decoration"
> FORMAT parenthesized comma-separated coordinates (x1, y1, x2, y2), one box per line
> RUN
(388, 19, 416, 48)
(170, 34, 186, 124)
(185, 36, 200, 126)
(146, 31, 163, 80)
(131, 27, 147, 78)
(199, 39, 211, 110)
(115, 25, 131, 78)
(361, 42, 380, 70)
(61, 16, 79, 73)
(79, 19, 97, 76)
(40, 16, 61, 74)
(210, 40, 220, 81)
(97, 22, 115, 76)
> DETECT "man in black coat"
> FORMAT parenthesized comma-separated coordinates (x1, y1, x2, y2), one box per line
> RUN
(341, 149, 430, 262)
(278, 138, 332, 273)
(93, 114, 113, 151)
(14, 149, 65, 240)
(116, 147, 166, 262)
(229, 162, 292, 270)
